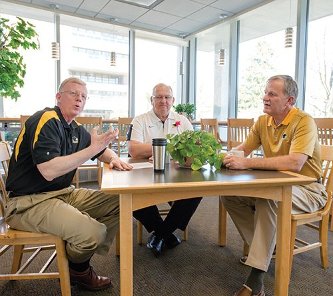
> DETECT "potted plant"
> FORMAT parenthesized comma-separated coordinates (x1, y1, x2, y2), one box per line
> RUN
(166, 130, 225, 170)
(173, 103, 196, 121)
(0, 16, 39, 100)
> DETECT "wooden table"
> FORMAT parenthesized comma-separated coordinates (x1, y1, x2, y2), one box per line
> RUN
(101, 159, 315, 296)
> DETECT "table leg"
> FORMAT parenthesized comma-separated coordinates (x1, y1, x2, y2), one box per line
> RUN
(218, 196, 227, 246)
(120, 193, 133, 296)
(275, 186, 292, 296)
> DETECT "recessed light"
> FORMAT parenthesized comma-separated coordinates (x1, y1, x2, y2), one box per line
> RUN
(219, 14, 228, 19)
(49, 4, 59, 10)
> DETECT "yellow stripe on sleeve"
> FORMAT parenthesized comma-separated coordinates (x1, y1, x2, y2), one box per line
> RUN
(33, 111, 60, 148)
(14, 126, 25, 161)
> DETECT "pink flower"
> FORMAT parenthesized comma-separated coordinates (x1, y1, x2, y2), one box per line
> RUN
(173, 121, 181, 127)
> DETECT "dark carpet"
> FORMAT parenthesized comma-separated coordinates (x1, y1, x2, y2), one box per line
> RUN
(1, 195, 332, 296)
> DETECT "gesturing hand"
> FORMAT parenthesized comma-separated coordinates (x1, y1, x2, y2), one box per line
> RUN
(90, 126, 119, 154)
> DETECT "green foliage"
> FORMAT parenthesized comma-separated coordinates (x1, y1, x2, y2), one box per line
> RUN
(238, 41, 274, 114)
(0, 17, 39, 100)
(173, 103, 196, 120)
(166, 130, 224, 170)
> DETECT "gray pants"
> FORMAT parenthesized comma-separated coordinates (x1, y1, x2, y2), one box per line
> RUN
(5, 186, 119, 263)
(222, 182, 327, 271)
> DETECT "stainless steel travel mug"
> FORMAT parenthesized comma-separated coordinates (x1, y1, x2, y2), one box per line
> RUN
(152, 138, 167, 172)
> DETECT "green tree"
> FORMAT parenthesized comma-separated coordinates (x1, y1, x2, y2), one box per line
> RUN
(0, 16, 39, 100)
(238, 41, 274, 114)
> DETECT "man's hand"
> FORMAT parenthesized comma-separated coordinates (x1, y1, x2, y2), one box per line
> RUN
(90, 126, 119, 155)
(109, 157, 133, 171)
(223, 154, 247, 170)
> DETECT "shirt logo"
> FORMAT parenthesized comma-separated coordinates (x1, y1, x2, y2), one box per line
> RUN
(72, 136, 78, 143)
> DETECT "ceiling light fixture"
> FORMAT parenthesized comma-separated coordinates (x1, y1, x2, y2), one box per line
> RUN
(285, 0, 293, 48)
(110, 51, 116, 66)
(219, 13, 228, 19)
(219, 49, 225, 65)
(51, 41, 60, 60)
(285, 27, 293, 48)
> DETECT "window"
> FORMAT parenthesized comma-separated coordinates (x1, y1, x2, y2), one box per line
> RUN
(134, 38, 181, 116)
(60, 16, 129, 119)
(305, 0, 333, 117)
(1, 11, 55, 117)
(196, 25, 230, 120)
(238, 0, 297, 119)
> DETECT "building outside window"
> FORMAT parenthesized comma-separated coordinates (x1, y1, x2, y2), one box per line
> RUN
(60, 16, 129, 119)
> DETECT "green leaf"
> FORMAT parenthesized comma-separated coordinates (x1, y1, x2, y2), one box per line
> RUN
(166, 130, 222, 171)
(0, 16, 39, 100)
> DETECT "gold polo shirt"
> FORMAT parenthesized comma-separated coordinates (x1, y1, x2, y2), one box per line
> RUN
(243, 107, 321, 179)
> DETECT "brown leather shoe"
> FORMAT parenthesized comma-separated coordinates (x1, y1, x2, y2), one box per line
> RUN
(70, 266, 112, 291)
(234, 284, 265, 296)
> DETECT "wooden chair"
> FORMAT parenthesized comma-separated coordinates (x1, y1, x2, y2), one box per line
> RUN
(117, 117, 133, 156)
(200, 118, 224, 145)
(218, 118, 254, 247)
(20, 115, 30, 127)
(314, 118, 333, 230)
(289, 144, 333, 276)
(314, 118, 333, 145)
(74, 116, 103, 188)
(227, 118, 254, 150)
(0, 141, 71, 295)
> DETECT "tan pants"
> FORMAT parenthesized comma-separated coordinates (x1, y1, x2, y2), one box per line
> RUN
(221, 182, 327, 271)
(5, 186, 119, 263)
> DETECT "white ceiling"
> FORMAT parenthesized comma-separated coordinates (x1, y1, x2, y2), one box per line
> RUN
(3, 0, 269, 38)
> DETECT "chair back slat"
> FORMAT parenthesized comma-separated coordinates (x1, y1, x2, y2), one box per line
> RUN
(227, 118, 254, 150)
(0, 141, 12, 216)
(117, 117, 133, 156)
(200, 118, 219, 139)
(118, 117, 133, 141)
(314, 118, 333, 145)
(321, 144, 333, 195)
(75, 116, 103, 132)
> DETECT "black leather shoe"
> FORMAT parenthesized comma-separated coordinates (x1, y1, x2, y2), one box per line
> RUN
(165, 233, 181, 249)
(147, 233, 165, 257)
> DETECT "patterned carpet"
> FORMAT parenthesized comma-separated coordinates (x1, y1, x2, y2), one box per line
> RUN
(1, 195, 332, 296)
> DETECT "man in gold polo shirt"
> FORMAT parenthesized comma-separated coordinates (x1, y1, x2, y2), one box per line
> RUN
(221, 75, 327, 296)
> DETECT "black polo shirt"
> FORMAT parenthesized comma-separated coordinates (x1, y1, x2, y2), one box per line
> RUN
(6, 106, 99, 196)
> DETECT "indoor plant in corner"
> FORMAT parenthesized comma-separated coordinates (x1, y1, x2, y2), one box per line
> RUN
(166, 130, 225, 170)
(0, 16, 39, 101)
(173, 103, 196, 121)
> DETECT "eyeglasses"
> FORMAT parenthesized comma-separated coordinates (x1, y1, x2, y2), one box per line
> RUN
(152, 95, 173, 101)
(60, 90, 89, 101)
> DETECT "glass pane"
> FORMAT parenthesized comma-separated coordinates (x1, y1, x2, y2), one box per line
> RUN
(135, 38, 180, 116)
(60, 16, 129, 119)
(196, 24, 230, 121)
(238, 0, 297, 119)
(305, 0, 333, 117)
(1, 13, 55, 117)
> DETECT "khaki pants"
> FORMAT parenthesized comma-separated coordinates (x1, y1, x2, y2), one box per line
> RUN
(222, 182, 327, 271)
(5, 186, 119, 263)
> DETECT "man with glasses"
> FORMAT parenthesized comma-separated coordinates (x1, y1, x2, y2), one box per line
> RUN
(221, 75, 327, 296)
(5, 77, 132, 291)
(128, 83, 202, 257)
